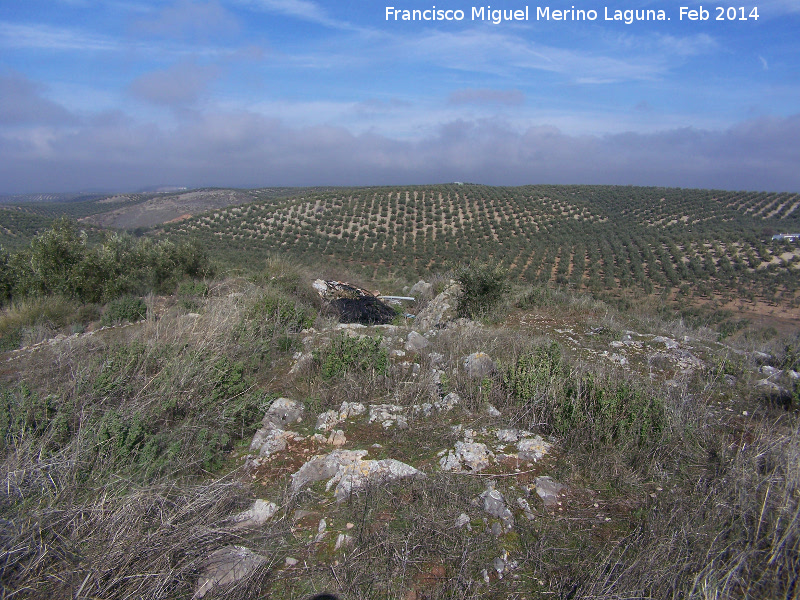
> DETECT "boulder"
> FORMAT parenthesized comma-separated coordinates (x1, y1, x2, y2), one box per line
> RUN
(414, 282, 460, 331)
(261, 398, 304, 429)
(463, 352, 496, 378)
(327, 457, 423, 501)
(439, 441, 493, 472)
(434, 392, 460, 412)
(516, 436, 552, 462)
(316, 410, 340, 432)
(480, 486, 514, 528)
(289, 449, 424, 501)
(195, 546, 266, 598)
(291, 450, 369, 494)
(250, 427, 301, 457)
(405, 331, 430, 352)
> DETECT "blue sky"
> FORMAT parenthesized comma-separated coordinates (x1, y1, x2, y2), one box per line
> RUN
(1, 0, 799, 193)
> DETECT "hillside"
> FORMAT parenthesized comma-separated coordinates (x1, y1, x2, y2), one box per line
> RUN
(1, 258, 797, 599)
(160, 185, 800, 314)
(0, 188, 335, 250)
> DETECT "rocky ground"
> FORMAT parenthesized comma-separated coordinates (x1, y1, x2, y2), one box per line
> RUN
(3, 278, 797, 599)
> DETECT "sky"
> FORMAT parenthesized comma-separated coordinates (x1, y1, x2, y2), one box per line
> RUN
(1, 0, 799, 194)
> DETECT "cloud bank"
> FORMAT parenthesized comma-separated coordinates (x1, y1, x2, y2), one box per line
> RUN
(1, 74, 798, 193)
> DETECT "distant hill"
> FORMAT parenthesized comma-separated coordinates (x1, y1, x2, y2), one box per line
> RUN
(159, 184, 800, 309)
(0, 187, 335, 250)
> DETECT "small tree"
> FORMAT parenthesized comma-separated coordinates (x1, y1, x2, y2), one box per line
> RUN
(454, 261, 509, 319)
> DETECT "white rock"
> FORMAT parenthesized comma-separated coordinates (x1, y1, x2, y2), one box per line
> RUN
(316, 410, 340, 432)
(406, 331, 430, 352)
(534, 476, 563, 507)
(495, 429, 519, 443)
(516, 436, 552, 462)
(327, 430, 347, 447)
(480, 488, 514, 527)
(250, 427, 300, 458)
(455, 513, 471, 529)
(231, 499, 278, 530)
(261, 398, 304, 429)
(652, 336, 679, 349)
(486, 404, 501, 417)
(516, 497, 535, 520)
(339, 401, 366, 418)
(290, 449, 424, 501)
(439, 441, 493, 472)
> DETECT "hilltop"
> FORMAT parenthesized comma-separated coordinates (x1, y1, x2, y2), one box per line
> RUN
(0, 240, 798, 598)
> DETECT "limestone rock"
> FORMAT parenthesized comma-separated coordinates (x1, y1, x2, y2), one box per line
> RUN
(290, 450, 368, 494)
(516, 436, 552, 462)
(516, 497, 535, 520)
(327, 457, 423, 501)
(261, 398, 303, 429)
(335, 533, 354, 550)
(290, 449, 424, 501)
(480, 487, 514, 528)
(288, 352, 313, 375)
(495, 429, 519, 443)
(455, 513, 471, 530)
(405, 331, 430, 352)
(434, 392, 459, 412)
(439, 441, 493, 472)
(652, 336, 679, 349)
(250, 427, 301, 457)
(414, 282, 460, 331)
(339, 401, 367, 418)
(368, 404, 407, 429)
(534, 476, 563, 507)
(327, 429, 347, 447)
(195, 546, 266, 598)
(463, 352, 496, 378)
(316, 410, 340, 432)
(230, 499, 278, 530)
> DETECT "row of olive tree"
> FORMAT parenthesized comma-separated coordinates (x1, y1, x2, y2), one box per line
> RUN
(0, 218, 212, 306)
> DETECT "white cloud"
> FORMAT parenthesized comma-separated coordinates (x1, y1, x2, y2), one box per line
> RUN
(0, 22, 118, 52)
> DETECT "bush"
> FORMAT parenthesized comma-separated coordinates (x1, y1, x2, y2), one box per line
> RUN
(101, 296, 147, 326)
(314, 333, 388, 379)
(454, 262, 509, 319)
(1, 220, 214, 306)
(502, 343, 665, 447)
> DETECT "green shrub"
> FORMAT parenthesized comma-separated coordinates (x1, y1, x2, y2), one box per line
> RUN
(101, 296, 147, 326)
(177, 280, 209, 298)
(502, 343, 665, 447)
(455, 262, 509, 319)
(249, 289, 316, 334)
(314, 333, 388, 379)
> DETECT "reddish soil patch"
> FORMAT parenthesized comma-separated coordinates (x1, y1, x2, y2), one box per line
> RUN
(165, 213, 193, 224)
